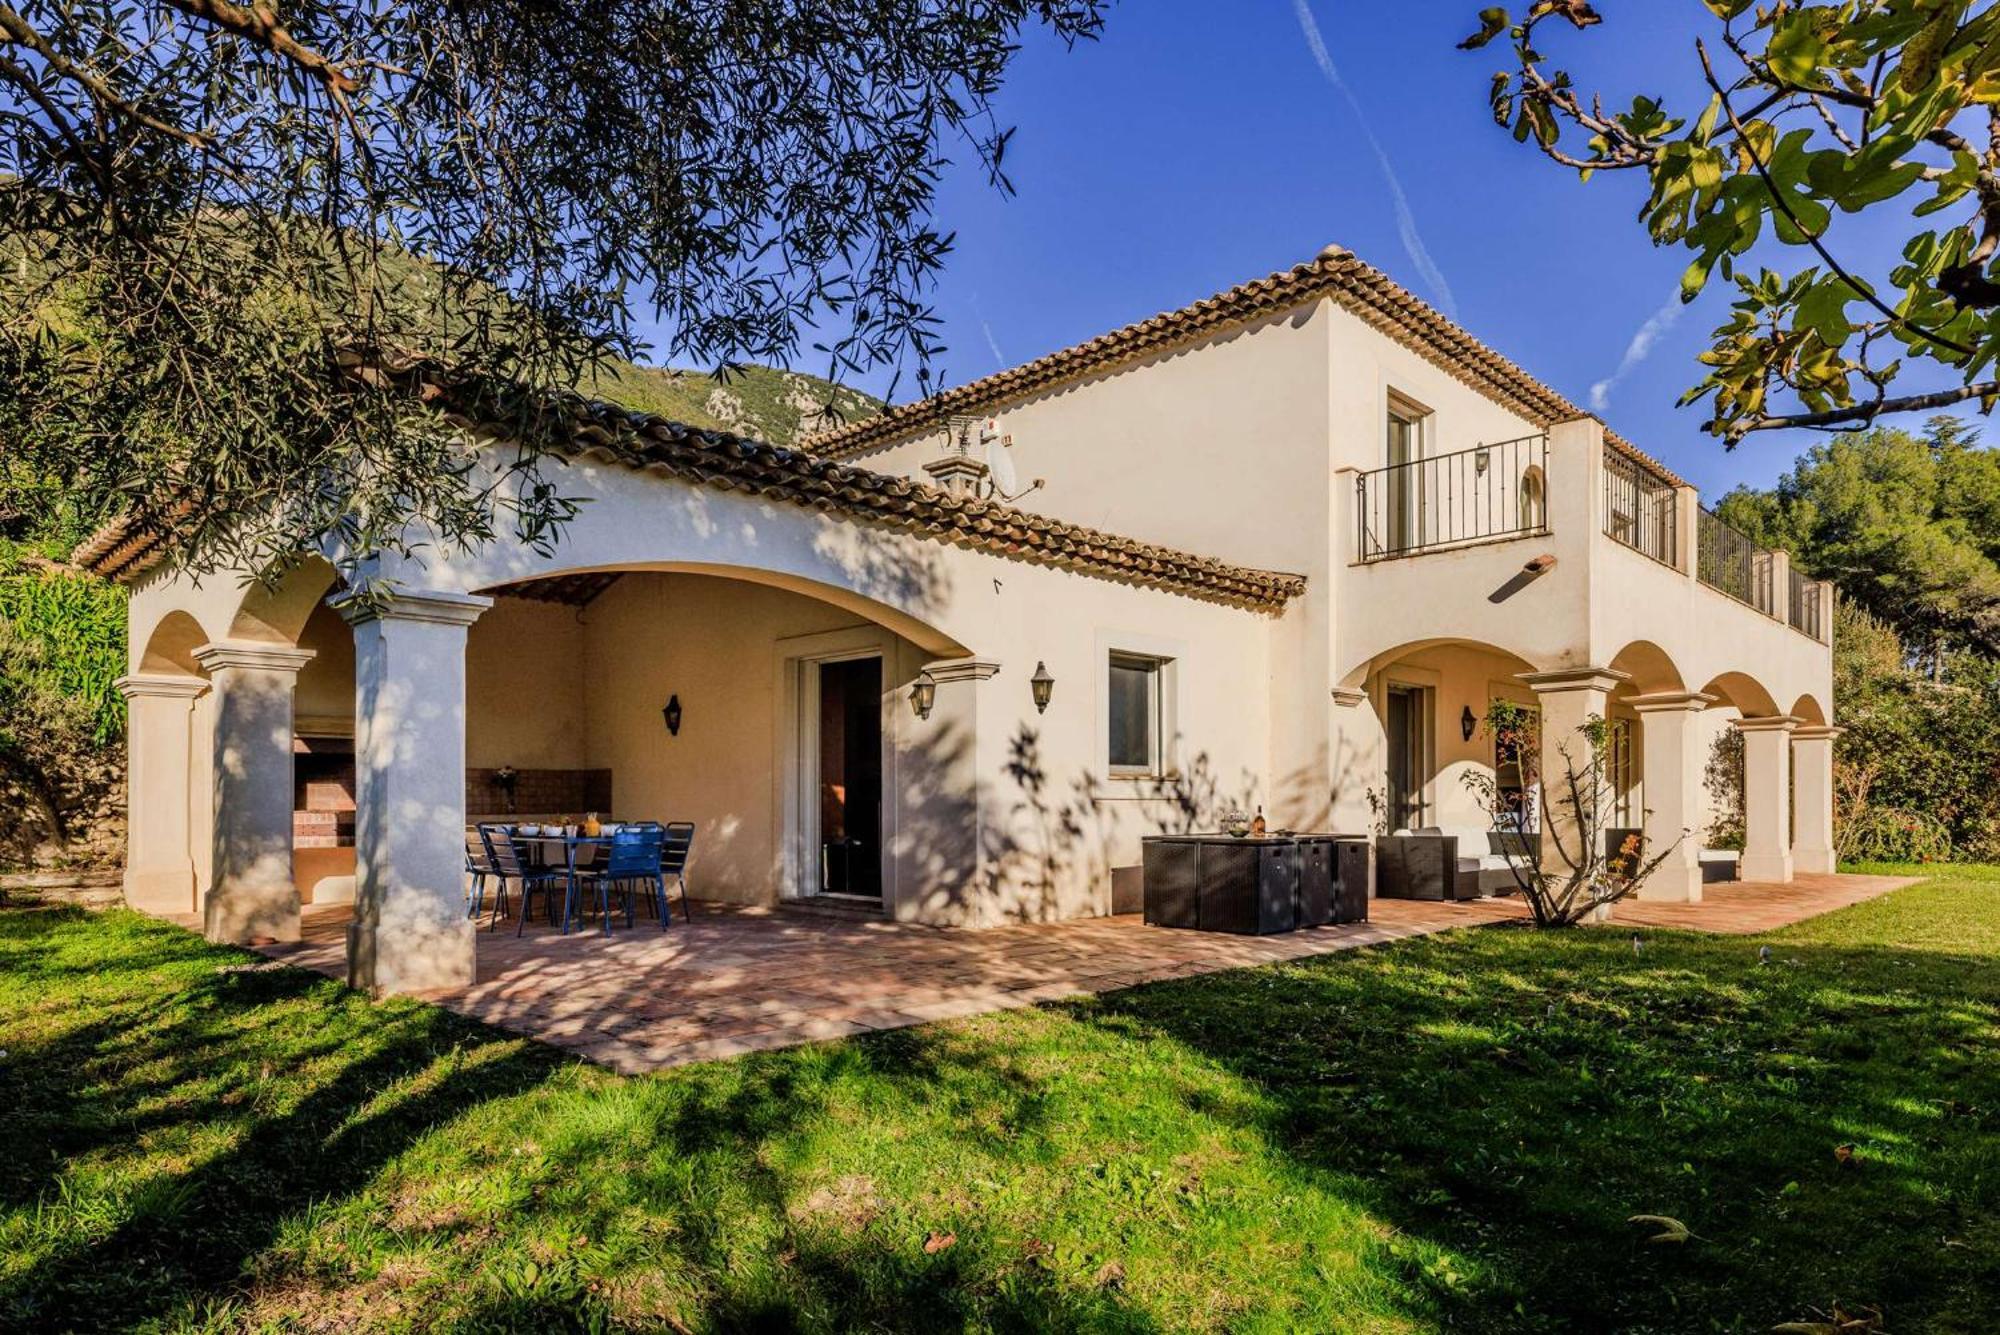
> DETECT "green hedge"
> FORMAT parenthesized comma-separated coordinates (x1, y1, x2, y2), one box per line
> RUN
(0, 550, 127, 743)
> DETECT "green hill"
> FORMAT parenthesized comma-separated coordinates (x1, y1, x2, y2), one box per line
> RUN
(584, 362, 880, 448)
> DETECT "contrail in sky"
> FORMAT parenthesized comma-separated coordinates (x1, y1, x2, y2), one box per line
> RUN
(979, 319, 1007, 369)
(1290, 0, 1459, 322)
(1589, 294, 1685, 413)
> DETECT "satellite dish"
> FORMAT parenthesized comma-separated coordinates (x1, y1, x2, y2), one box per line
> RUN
(984, 423, 1019, 495)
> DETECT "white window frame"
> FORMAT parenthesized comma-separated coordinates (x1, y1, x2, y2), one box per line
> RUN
(1095, 631, 1182, 782)
(1107, 651, 1169, 778)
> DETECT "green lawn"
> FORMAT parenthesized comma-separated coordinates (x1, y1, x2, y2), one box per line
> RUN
(4, 871, 1997, 1333)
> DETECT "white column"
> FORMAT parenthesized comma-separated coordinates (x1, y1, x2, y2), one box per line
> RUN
(1329, 686, 1376, 835)
(339, 588, 490, 995)
(115, 674, 209, 915)
(192, 641, 315, 943)
(1791, 725, 1841, 875)
(1629, 691, 1715, 902)
(1736, 715, 1799, 883)
(1520, 667, 1629, 880)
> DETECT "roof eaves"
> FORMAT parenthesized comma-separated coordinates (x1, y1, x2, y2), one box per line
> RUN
(799, 246, 1688, 489)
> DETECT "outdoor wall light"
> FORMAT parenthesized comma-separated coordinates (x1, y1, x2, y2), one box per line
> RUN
(662, 695, 683, 736)
(909, 671, 938, 721)
(1030, 660, 1055, 714)
(493, 765, 519, 813)
(1474, 444, 1490, 475)
(1461, 705, 1478, 742)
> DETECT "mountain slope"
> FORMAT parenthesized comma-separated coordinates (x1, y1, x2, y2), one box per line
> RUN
(585, 363, 880, 448)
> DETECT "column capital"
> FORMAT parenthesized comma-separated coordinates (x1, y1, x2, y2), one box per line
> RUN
(1331, 686, 1368, 708)
(333, 586, 492, 629)
(115, 673, 210, 701)
(1517, 666, 1630, 695)
(192, 640, 315, 675)
(1793, 724, 1844, 741)
(1628, 690, 1716, 714)
(1733, 714, 1802, 734)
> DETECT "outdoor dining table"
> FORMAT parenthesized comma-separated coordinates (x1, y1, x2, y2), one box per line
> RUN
(511, 828, 620, 930)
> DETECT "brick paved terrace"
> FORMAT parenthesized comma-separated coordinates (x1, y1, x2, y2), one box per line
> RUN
(192, 872, 1915, 1074)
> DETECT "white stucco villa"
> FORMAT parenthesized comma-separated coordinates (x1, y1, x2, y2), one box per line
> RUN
(81, 243, 1836, 995)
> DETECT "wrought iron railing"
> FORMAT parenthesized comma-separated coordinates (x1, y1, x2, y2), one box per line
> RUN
(1602, 448, 1679, 566)
(1355, 435, 1549, 563)
(1788, 566, 1827, 641)
(1697, 507, 1776, 616)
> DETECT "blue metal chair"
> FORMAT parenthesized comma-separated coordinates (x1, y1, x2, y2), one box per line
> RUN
(482, 825, 567, 936)
(465, 829, 508, 928)
(661, 822, 695, 924)
(574, 825, 668, 932)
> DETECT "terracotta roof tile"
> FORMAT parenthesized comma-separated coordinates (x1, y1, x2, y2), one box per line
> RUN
(799, 245, 1688, 488)
(68, 399, 1307, 613)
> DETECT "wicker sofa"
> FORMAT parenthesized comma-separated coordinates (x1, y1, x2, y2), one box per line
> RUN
(1376, 826, 1538, 900)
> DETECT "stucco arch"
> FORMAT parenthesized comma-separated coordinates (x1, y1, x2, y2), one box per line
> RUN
(1789, 692, 1829, 726)
(1607, 639, 1686, 695)
(1339, 635, 1545, 691)
(228, 556, 342, 645)
(474, 560, 973, 660)
(1700, 670, 1781, 718)
(138, 610, 210, 677)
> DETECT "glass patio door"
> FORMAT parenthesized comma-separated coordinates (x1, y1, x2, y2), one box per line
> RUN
(810, 655, 883, 900)
(1385, 684, 1430, 831)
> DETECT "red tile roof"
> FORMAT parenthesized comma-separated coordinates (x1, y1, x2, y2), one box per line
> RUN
(800, 244, 1688, 489)
(70, 398, 1307, 612)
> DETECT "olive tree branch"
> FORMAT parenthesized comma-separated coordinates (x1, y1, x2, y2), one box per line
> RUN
(1732, 380, 2000, 437)
(0, 4, 209, 146)
(159, 0, 359, 96)
(1698, 37, 1981, 357)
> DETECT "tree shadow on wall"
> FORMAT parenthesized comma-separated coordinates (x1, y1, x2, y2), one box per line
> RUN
(985, 727, 1388, 920)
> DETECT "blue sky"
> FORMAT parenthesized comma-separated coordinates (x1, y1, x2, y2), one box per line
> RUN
(654, 3, 1971, 497)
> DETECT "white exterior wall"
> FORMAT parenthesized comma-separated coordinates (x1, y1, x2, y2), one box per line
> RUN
(120, 273, 1844, 964)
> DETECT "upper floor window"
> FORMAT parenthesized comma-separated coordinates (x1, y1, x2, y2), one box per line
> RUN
(1386, 394, 1428, 468)
(1108, 651, 1172, 776)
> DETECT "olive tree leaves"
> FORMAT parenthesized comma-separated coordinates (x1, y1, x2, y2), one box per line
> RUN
(1465, 2, 2000, 443)
(0, 2, 1105, 582)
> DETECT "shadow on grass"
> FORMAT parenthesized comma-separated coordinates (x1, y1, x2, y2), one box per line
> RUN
(3, 908, 1156, 1332)
(1074, 922, 2000, 1330)
(2, 912, 568, 1330)
(11, 897, 1998, 1331)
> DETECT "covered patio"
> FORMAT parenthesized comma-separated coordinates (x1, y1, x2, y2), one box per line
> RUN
(214, 869, 1917, 1072)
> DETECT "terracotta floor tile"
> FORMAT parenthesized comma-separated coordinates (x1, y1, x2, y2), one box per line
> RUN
(211, 872, 1919, 1072)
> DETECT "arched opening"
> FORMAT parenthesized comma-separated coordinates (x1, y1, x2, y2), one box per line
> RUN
(1518, 464, 1546, 531)
(1607, 639, 1686, 696)
(227, 556, 341, 644)
(138, 610, 209, 677)
(1690, 671, 1784, 860)
(467, 565, 972, 918)
(1348, 637, 1545, 834)
(217, 555, 356, 908)
(1700, 670, 1781, 720)
(1790, 693, 1828, 726)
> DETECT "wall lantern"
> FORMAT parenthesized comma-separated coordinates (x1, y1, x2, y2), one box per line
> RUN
(1030, 660, 1055, 714)
(909, 670, 938, 721)
(1461, 705, 1478, 742)
(663, 695, 683, 736)
(1473, 444, 1490, 475)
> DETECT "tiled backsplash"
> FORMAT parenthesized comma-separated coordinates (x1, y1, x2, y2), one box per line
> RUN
(466, 768, 614, 818)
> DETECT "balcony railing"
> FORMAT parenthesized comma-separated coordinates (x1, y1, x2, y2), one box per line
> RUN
(1697, 506, 1777, 617)
(1355, 435, 1549, 563)
(1602, 449, 1679, 566)
(1789, 566, 1828, 642)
